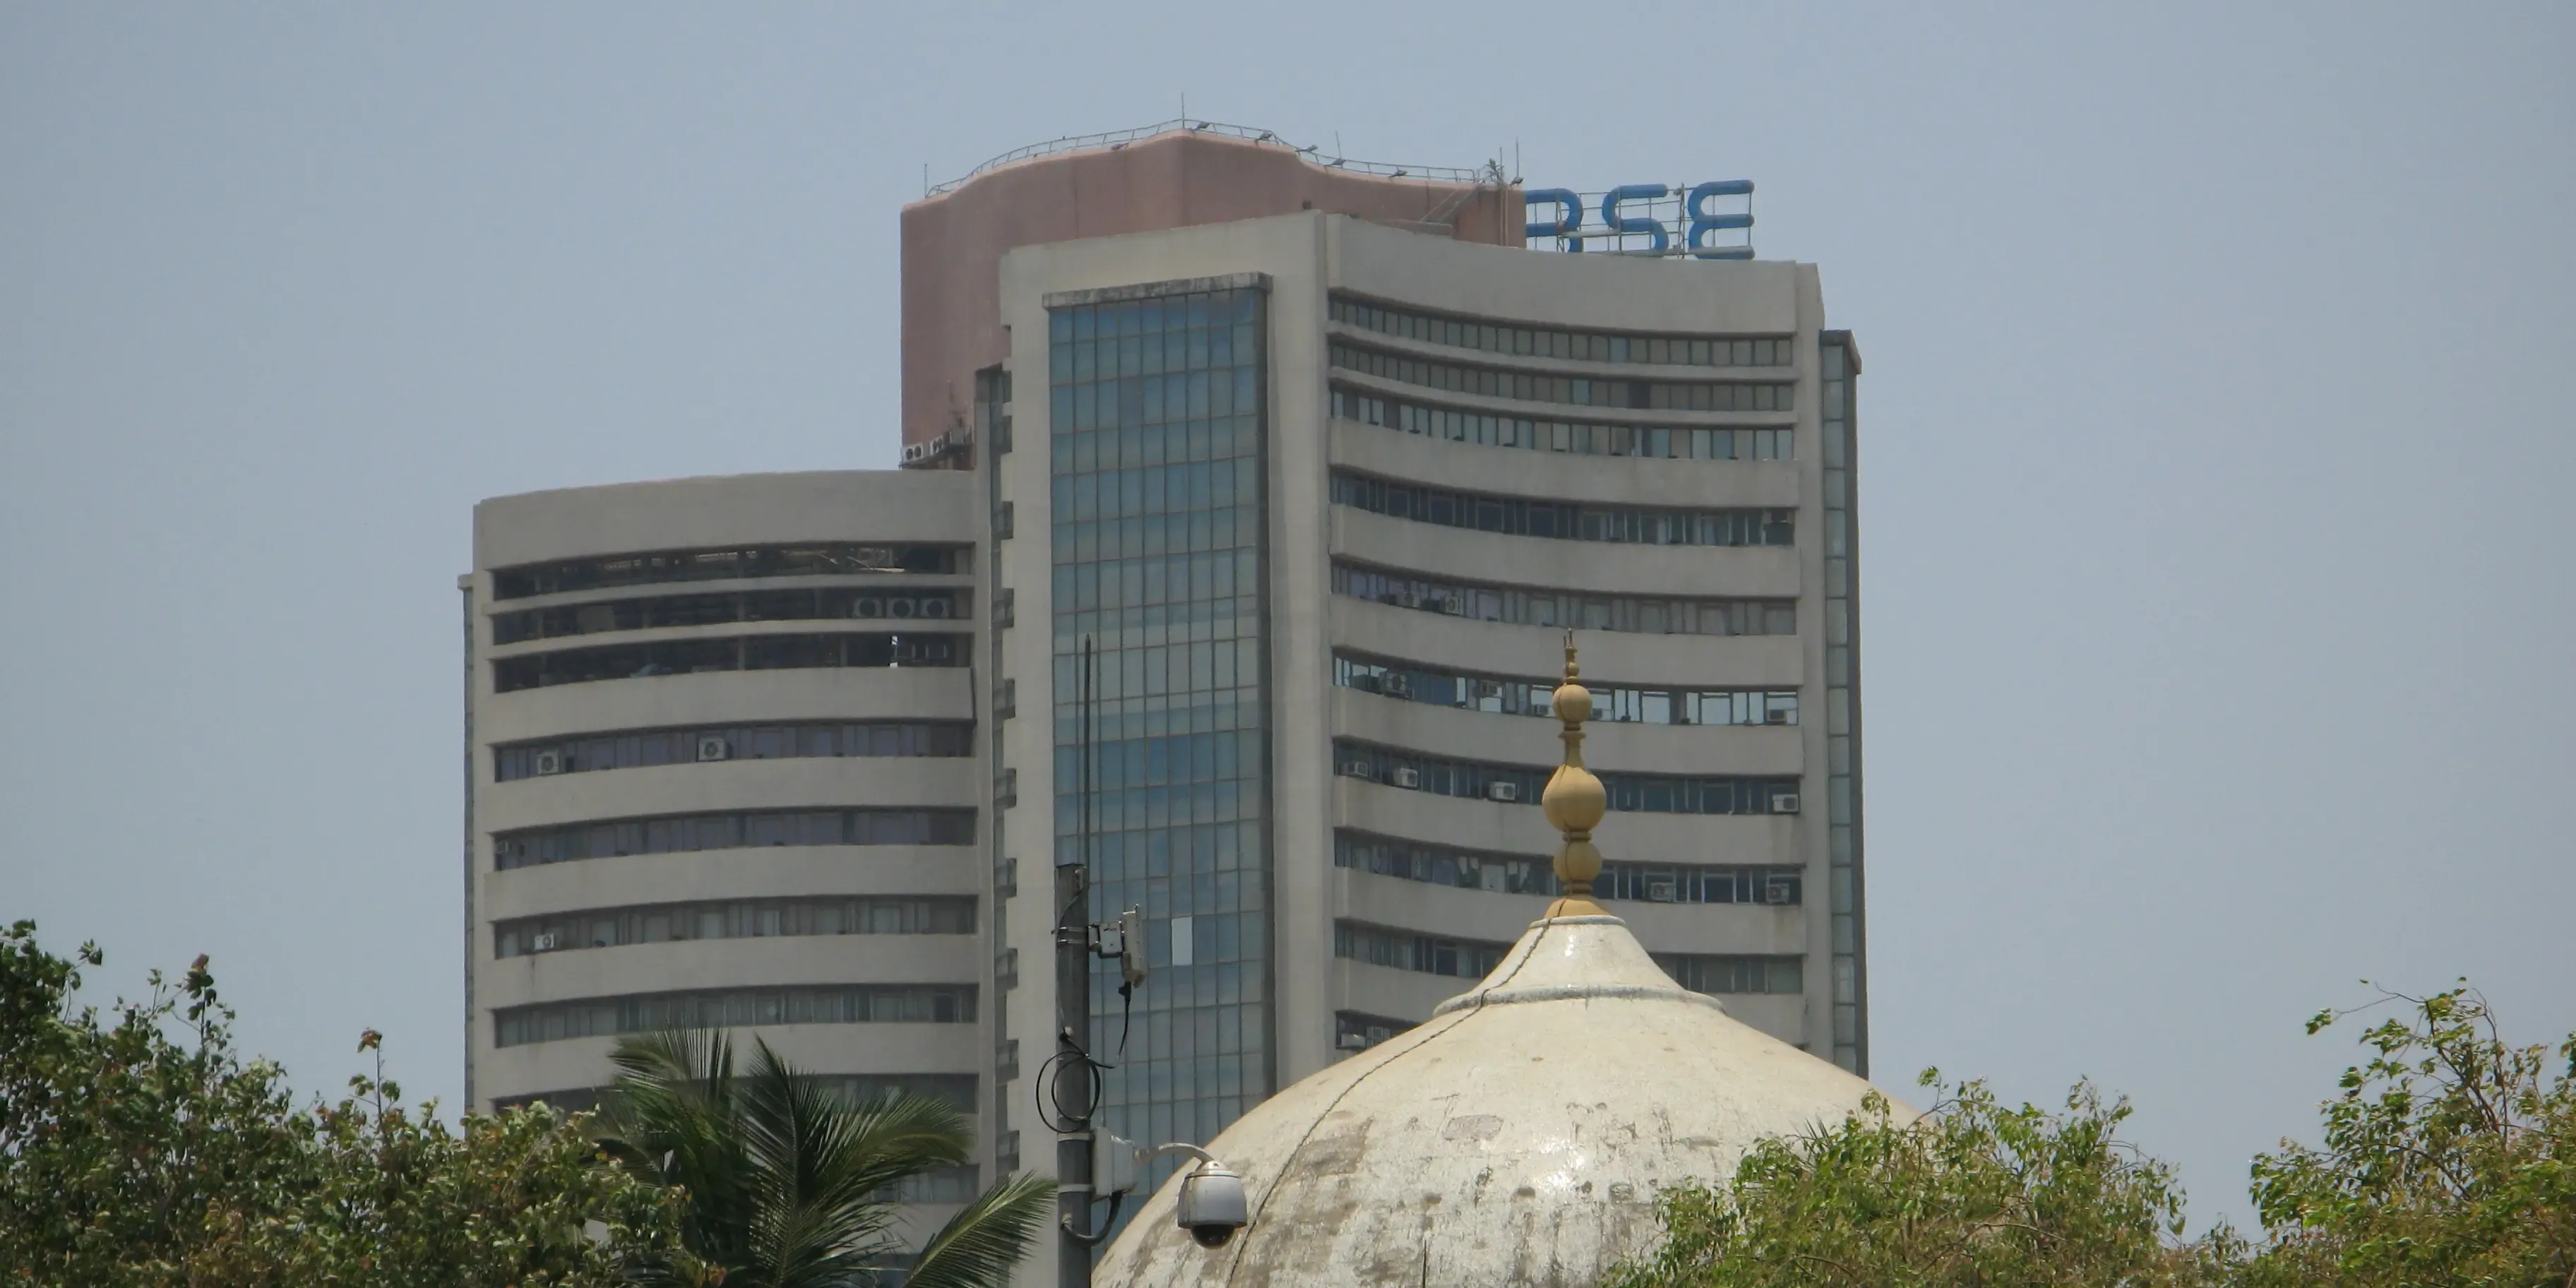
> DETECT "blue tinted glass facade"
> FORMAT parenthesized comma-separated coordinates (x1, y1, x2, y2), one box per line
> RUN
(1047, 286, 1271, 1190)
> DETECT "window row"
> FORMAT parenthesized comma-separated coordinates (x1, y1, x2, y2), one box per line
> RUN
(492, 984, 977, 1048)
(1050, 729, 1269, 794)
(1334, 388, 1793, 461)
(1050, 368, 1260, 430)
(492, 809, 974, 871)
(1333, 654, 1798, 727)
(1052, 551, 1259, 613)
(493, 543, 966, 600)
(1331, 343, 1794, 413)
(1330, 471, 1792, 548)
(492, 1073, 979, 1116)
(1330, 297, 1792, 369)
(492, 632, 966, 693)
(1051, 457, 1260, 525)
(1049, 416, 1263, 478)
(1654, 954, 1805, 996)
(495, 721, 972, 782)
(1050, 318, 1259, 382)
(1333, 740, 1803, 816)
(1332, 831, 1803, 906)
(492, 895, 975, 958)
(1332, 563, 1796, 638)
(1048, 290, 1263, 342)
(493, 588, 967, 645)
(1333, 922, 1511, 980)
(1335, 1010, 1418, 1053)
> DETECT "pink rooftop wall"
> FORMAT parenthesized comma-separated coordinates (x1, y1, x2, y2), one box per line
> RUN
(900, 130, 1522, 451)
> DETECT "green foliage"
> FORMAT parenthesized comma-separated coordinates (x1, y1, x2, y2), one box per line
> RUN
(0, 919, 692, 1287)
(1604, 1075, 2236, 1288)
(599, 1028, 1053, 1288)
(2243, 984, 2576, 1287)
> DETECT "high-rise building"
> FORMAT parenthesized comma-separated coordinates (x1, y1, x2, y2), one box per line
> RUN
(461, 121, 1865, 1277)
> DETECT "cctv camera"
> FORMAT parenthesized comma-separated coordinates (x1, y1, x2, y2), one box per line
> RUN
(1174, 1161, 1248, 1249)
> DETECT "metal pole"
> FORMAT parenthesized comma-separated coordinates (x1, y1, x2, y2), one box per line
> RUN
(1054, 636, 1097, 1287)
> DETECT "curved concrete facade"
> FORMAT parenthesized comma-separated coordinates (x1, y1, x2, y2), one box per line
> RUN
(462, 470, 989, 1186)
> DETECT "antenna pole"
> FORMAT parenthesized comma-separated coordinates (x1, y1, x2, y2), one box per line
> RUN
(1055, 636, 1099, 1286)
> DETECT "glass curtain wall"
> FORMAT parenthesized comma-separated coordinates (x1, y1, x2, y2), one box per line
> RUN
(1820, 333, 1867, 1075)
(1048, 285, 1272, 1205)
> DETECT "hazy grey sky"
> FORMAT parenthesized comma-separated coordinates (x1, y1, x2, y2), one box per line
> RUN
(5, 2, 2570, 1232)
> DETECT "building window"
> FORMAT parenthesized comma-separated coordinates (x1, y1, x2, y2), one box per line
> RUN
(493, 984, 977, 1047)
(1653, 954, 1805, 996)
(492, 587, 969, 646)
(1332, 741, 1800, 816)
(1333, 922, 1511, 979)
(1331, 563, 1794, 638)
(1329, 297, 1791, 369)
(1332, 830, 1800, 905)
(1330, 472, 1790, 547)
(1330, 387, 1791, 462)
(1332, 653, 1795, 727)
(494, 720, 970, 782)
(491, 543, 967, 600)
(491, 631, 967, 693)
(1329, 342, 1793, 413)
(491, 1073, 977, 1116)
(493, 895, 974, 958)
(1335, 1010, 1419, 1052)
(492, 809, 974, 871)
(1049, 281, 1272, 1171)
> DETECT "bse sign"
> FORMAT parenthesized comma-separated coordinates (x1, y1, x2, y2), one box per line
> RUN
(1523, 181, 1754, 258)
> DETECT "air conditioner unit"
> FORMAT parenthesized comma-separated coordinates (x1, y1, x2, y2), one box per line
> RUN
(852, 596, 884, 619)
(889, 596, 917, 619)
(892, 640, 918, 663)
(1337, 1031, 1368, 1051)
(532, 749, 565, 776)
(1770, 792, 1802, 814)
(1382, 673, 1412, 698)
(530, 932, 559, 953)
(1763, 879, 1796, 905)
(696, 737, 732, 763)
(901, 441, 933, 464)
(921, 597, 951, 619)
(1338, 758, 1375, 780)
(1763, 708, 1791, 725)
(1392, 766, 1422, 789)
(1646, 880, 1678, 903)
(1486, 780, 1520, 803)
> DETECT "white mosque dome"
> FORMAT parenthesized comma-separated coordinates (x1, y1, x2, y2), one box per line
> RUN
(1095, 643, 1902, 1286)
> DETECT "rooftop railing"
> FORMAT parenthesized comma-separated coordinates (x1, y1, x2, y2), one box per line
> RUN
(925, 119, 1485, 196)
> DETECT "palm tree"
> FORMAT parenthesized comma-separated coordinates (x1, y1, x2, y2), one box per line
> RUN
(598, 1030, 1054, 1288)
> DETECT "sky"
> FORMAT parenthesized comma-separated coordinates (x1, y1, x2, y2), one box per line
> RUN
(4, 1, 2571, 1234)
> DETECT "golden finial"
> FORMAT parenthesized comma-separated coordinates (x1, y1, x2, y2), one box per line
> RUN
(1540, 631, 1607, 917)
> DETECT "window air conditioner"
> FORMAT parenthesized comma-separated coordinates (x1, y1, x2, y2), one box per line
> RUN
(901, 441, 933, 464)
(530, 931, 559, 953)
(532, 750, 565, 776)
(1486, 780, 1520, 803)
(852, 597, 884, 619)
(1382, 673, 1412, 698)
(1646, 880, 1678, 903)
(696, 737, 732, 763)
(1338, 759, 1376, 780)
(1337, 1031, 1368, 1051)
(1392, 766, 1422, 789)
(1763, 879, 1796, 905)
(892, 640, 919, 663)
(1770, 792, 1802, 814)
(889, 596, 917, 619)
(922, 597, 951, 619)
(1764, 708, 1791, 725)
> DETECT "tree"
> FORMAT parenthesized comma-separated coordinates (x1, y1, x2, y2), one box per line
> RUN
(599, 1029, 1053, 1288)
(2243, 984, 2576, 1287)
(0, 919, 693, 1286)
(1602, 1075, 2240, 1288)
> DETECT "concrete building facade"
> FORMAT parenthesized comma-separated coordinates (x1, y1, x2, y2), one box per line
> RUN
(460, 123, 1866, 1277)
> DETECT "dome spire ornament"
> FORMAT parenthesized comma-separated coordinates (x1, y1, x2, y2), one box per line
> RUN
(1541, 631, 1609, 917)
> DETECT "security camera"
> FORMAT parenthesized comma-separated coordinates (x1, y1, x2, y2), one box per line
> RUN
(1175, 1160, 1248, 1249)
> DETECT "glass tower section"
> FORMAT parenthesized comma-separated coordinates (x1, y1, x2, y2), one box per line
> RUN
(1819, 333, 1867, 1075)
(1047, 285, 1272, 1198)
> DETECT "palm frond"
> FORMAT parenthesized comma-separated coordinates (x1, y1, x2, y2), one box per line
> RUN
(901, 1171, 1058, 1288)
